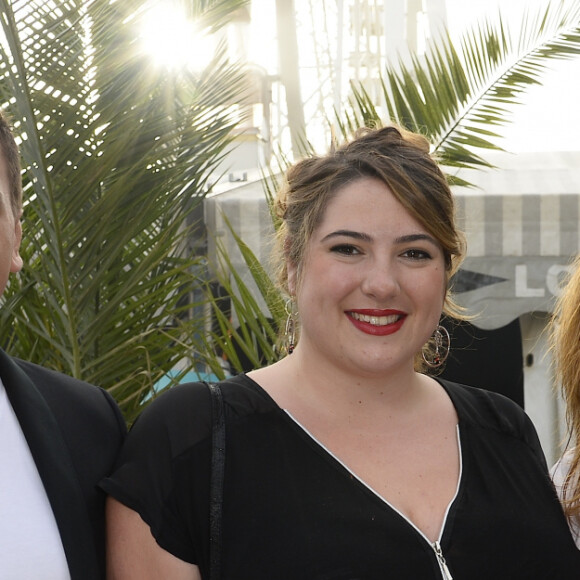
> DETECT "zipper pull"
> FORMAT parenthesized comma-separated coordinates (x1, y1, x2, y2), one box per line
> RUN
(432, 541, 454, 580)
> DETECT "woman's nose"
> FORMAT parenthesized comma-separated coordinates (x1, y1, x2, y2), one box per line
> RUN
(360, 261, 400, 300)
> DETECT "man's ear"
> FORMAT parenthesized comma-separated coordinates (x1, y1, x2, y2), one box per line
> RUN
(10, 216, 23, 273)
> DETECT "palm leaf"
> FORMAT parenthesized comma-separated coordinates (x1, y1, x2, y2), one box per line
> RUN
(0, 0, 249, 421)
(201, 214, 284, 377)
(344, 1, 580, 174)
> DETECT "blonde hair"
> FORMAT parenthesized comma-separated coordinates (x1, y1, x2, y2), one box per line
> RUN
(272, 125, 467, 371)
(550, 255, 580, 523)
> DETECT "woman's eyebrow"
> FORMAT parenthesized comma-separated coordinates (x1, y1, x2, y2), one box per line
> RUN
(321, 231, 438, 246)
(320, 229, 372, 243)
(394, 233, 438, 245)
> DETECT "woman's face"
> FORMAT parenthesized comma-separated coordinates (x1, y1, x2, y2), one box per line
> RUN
(287, 176, 446, 378)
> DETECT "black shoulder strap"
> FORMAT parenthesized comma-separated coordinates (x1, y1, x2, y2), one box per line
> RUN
(208, 383, 226, 580)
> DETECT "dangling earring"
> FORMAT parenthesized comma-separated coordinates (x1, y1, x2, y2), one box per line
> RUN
(284, 298, 297, 355)
(422, 324, 450, 368)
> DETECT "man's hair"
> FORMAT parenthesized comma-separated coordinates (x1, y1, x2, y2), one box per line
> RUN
(0, 111, 22, 216)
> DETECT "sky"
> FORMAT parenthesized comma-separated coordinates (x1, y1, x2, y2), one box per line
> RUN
(445, 0, 580, 152)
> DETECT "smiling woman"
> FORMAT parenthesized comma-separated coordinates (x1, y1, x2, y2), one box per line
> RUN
(102, 125, 580, 579)
(138, 2, 215, 70)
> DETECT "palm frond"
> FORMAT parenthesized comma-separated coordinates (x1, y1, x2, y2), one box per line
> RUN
(200, 212, 284, 376)
(343, 1, 580, 172)
(0, 0, 250, 420)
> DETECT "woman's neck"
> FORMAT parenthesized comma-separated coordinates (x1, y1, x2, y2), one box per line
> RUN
(248, 345, 433, 426)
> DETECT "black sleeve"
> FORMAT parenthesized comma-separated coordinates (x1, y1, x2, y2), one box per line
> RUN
(100, 381, 213, 564)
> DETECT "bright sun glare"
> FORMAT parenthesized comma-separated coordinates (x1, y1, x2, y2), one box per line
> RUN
(139, 3, 215, 71)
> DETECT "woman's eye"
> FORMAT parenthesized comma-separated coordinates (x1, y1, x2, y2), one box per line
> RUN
(403, 248, 431, 260)
(331, 244, 360, 256)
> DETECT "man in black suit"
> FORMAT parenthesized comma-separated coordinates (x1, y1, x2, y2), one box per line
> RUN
(0, 111, 126, 579)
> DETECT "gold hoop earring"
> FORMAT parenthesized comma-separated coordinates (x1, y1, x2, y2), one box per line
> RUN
(422, 324, 450, 368)
(284, 298, 297, 355)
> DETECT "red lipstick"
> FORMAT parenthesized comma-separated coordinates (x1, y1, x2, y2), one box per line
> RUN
(346, 309, 406, 336)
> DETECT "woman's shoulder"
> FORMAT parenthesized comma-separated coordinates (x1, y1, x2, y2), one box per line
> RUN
(142, 372, 270, 408)
(127, 374, 278, 457)
(438, 378, 538, 440)
(143, 373, 277, 417)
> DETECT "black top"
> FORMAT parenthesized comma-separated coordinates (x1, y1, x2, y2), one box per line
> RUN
(102, 375, 580, 579)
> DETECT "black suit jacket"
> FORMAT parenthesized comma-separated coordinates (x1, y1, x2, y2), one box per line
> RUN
(0, 349, 126, 580)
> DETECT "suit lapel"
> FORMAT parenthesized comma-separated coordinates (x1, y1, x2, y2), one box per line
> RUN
(0, 349, 100, 580)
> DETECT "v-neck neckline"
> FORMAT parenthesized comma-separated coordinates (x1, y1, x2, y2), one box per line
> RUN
(241, 372, 464, 547)
(284, 408, 462, 546)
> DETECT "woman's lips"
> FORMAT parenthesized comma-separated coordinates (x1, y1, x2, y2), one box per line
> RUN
(346, 309, 406, 336)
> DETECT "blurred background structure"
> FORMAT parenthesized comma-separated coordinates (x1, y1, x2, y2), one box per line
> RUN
(211, 0, 449, 175)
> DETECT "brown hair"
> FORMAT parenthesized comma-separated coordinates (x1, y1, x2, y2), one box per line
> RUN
(550, 255, 580, 526)
(0, 110, 22, 216)
(273, 125, 467, 371)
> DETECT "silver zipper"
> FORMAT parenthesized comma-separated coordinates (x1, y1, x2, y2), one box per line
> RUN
(432, 541, 453, 580)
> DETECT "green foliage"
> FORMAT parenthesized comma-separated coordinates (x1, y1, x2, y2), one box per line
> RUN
(200, 212, 286, 379)
(340, 1, 580, 176)
(0, 0, 249, 421)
